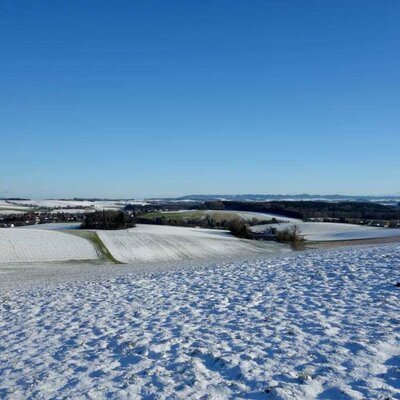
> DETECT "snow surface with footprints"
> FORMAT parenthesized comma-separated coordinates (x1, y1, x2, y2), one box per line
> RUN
(0, 245, 399, 399)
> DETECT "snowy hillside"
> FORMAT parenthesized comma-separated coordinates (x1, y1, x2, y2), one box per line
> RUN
(0, 245, 399, 399)
(253, 221, 400, 241)
(0, 229, 99, 263)
(0, 200, 29, 214)
(7, 199, 94, 208)
(161, 209, 300, 222)
(98, 224, 290, 263)
(8, 199, 142, 210)
(0, 209, 25, 215)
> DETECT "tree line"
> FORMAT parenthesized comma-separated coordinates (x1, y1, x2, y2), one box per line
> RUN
(81, 211, 135, 230)
(202, 201, 400, 222)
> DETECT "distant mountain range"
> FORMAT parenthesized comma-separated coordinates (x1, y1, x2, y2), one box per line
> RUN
(2, 194, 399, 204)
(168, 194, 400, 203)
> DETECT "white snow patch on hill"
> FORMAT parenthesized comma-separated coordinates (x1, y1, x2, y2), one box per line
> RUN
(9, 199, 140, 210)
(0, 229, 99, 263)
(253, 222, 400, 241)
(50, 208, 93, 214)
(0, 245, 399, 399)
(161, 209, 300, 222)
(98, 224, 289, 263)
(17, 222, 82, 230)
(0, 201, 30, 214)
(0, 210, 25, 215)
(9, 199, 94, 208)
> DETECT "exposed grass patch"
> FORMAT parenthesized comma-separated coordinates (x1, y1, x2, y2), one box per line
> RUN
(67, 230, 122, 264)
(139, 211, 268, 224)
(137, 211, 275, 238)
(206, 212, 245, 222)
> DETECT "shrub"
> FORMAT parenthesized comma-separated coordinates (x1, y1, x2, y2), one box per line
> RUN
(228, 218, 253, 239)
(274, 225, 305, 249)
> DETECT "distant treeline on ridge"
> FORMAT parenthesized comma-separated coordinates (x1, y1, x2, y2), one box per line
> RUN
(202, 201, 400, 221)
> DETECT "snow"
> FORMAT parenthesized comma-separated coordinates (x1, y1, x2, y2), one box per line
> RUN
(0, 201, 30, 214)
(205, 210, 299, 223)
(50, 208, 93, 214)
(8, 199, 134, 210)
(0, 229, 99, 263)
(0, 210, 26, 215)
(9, 199, 95, 208)
(0, 245, 399, 399)
(0, 200, 27, 208)
(98, 224, 290, 263)
(93, 202, 124, 210)
(17, 222, 82, 230)
(161, 209, 300, 222)
(253, 222, 400, 241)
(4, 199, 144, 214)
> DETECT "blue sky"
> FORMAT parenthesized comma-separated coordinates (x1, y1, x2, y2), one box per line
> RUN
(1, 1, 399, 198)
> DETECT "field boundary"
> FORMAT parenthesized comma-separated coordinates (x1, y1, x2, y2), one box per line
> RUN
(66, 230, 122, 264)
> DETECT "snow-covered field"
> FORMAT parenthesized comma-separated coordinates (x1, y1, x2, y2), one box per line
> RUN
(98, 224, 290, 263)
(17, 222, 82, 230)
(204, 210, 299, 223)
(50, 208, 93, 214)
(0, 200, 26, 208)
(0, 229, 99, 263)
(8, 199, 145, 210)
(0, 245, 399, 399)
(0, 201, 30, 214)
(253, 222, 400, 242)
(8, 199, 95, 209)
(14, 222, 82, 231)
(161, 209, 299, 222)
(0, 210, 26, 215)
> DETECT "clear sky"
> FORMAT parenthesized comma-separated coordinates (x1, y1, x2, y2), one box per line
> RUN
(1, 1, 399, 198)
